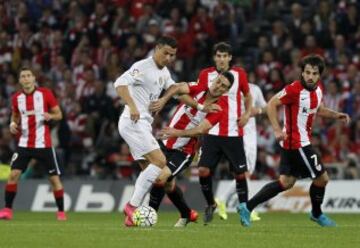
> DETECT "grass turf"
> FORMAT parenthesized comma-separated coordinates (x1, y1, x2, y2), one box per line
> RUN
(1, 212, 359, 248)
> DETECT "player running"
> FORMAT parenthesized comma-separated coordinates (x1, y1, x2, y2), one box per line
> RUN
(238, 55, 350, 227)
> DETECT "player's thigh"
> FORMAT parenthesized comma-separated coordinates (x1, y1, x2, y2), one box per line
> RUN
(165, 149, 193, 178)
(198, 135, 222, 171)
(279, 148, 300, 177)
(34, 148, 61, 176)
(222, 136, 247, 174)
(297, 145, 325, 179)
(10, 147, 32, 173)
(119, 118, 160, 160)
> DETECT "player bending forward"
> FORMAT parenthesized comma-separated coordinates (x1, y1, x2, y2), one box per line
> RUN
(149, 72, 234, 227)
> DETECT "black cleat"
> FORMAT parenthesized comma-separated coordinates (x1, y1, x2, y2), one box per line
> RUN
(203, 204, 217, 225)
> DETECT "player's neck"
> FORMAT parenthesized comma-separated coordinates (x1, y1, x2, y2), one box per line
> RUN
(205, 92, 219, 104)
(152, 56, 164, 69)
(216, 66, 230, 73)
(23, 86, 36, 94)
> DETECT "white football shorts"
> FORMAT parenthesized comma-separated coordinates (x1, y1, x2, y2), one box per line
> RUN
(243, 132, 257, 174)
(118, 116, 160, 160)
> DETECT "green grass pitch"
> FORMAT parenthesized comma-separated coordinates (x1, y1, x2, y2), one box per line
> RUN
(1, 212, 359, 248)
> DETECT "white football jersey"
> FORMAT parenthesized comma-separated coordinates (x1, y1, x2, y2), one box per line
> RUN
(241, 83, 267, 139)
(114, 56, 175, 122)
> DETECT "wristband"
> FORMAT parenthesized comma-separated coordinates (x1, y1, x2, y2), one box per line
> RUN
(258, 108, 263, 114)
(196, 104, 205, 111)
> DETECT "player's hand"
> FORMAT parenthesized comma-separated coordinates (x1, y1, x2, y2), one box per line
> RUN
(43, 112, 52, 121)
(149, 98, 166, 114)
(274, 129, 287, 141)
(337, 112, 351, 125)
(203, 103, 222, 113)
(129, 106, 140, 123)
(237, 113, 250, 127)
(158, 127, 179, 139)
(9, 122, 19, 135)
(250, 107, 263, 117)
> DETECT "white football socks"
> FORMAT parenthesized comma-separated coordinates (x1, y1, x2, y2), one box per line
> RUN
(130, 164, 162, 207)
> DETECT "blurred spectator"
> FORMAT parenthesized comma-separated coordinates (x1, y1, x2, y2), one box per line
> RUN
(0, 0, 358, 179)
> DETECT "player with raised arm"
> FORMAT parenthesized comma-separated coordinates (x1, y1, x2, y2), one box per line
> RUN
(238, 55, 351, 227)
(0, 67, 66, 221)
(192, 42, 253, 224)
(149, 72, 234, 227)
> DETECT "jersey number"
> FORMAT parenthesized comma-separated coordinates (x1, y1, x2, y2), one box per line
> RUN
(311, 154, 322, 171)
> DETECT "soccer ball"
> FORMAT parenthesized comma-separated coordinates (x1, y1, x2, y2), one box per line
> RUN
(132, 205, 158, 227)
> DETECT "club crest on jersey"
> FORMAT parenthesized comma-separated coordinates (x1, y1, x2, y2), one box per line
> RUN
(302, 107, 317, 114)
(130, 69, 139, 77)
(156, 77, 165, 87)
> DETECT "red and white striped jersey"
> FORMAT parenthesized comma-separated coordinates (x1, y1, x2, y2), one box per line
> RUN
(12, 87, 59, 148)
(164, 83, 228, 155)
(197, 66, 249, 137)
(277, 80, 323, 149)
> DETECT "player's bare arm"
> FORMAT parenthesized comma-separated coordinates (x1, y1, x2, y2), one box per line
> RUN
(250, 106, 267, 117)
(150, 83, 222, 113)
(116, 85, 140, 122)
(267, 94, 287, 141)
(159, 119, 213, 138)
(317, 104, 351, 125)
(177, 94, 222, 113)
(149, 83, 189, 113)
(237, 92, 252, 127)
(44, 105, 63, 122)
(9, 111, 20, 135)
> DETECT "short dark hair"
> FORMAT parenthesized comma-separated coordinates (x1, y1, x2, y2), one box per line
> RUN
(19, 67, 34, 77)
(300, 54, 325, 75)
(156, 36, 177, 48)
(213, 42, 232, 56)
(220, 71, 234, 88)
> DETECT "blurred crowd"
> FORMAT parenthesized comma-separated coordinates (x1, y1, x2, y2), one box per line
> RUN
(0, 0, 359, 180)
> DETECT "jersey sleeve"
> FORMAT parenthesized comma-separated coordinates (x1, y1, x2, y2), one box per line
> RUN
(205, 111, 223, 126)
(188, 81, 208, 96)
(46, 89, 59, 108)
(197, 70, 210, 90)
(113, 64, 144, 88)
(239, 70, 250, 95)
(277, 83, 298, 105)
(204, 97, 227, 125)
(254, 85, 267, 108)
(11, 94, 19, 114)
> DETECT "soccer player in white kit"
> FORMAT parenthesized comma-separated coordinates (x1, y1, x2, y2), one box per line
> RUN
(114, 36, 180, 226)
(243, 83, 267, 175)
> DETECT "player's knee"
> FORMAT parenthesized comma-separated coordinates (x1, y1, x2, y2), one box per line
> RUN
(156, 167, 171, 184)
(8, 170, 21, 183)
(314, 172, 329, 187)
(279, 178, 295, 190)
(234, 173, 246, 180)
(153, 157, 167, 168)
(164, 181, 174, 192)
(198, 167, 210, 177)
